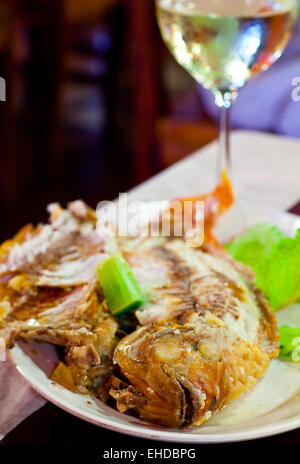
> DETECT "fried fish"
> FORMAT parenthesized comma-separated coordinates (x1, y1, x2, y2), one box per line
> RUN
(0, 175, 279, 427)
(0, 201, 118, 391)
(111, 237, 279, 427)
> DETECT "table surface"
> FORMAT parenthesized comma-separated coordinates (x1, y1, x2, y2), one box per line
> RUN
(2, 131, 300, 447)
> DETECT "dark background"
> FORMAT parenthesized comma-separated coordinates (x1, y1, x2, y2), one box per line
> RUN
(0, 0, 218, 244)
(0, 0, 298, 238)
(0, 0, 299, 448)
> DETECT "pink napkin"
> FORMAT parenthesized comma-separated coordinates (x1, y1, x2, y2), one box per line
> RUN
(0, 355, 46, 441)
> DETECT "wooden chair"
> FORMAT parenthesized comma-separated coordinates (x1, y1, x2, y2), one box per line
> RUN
(127, 0, 161, 183)
(127, 0, 218, 181)
(25, 0, 122, 182)
(0, 0, 218, 208)
(0, 0, 126, 209)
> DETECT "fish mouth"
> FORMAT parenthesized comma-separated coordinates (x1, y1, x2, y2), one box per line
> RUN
(111, 324, 209, 428)
(136, 364, 204, 428)
(175, 374, 202, 427)
(109, 366, 189, 428)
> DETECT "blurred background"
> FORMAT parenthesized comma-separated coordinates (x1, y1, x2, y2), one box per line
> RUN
(0, 0, 299, 241)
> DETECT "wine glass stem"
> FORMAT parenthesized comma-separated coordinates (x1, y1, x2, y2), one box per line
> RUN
(218, 103, 231, 179)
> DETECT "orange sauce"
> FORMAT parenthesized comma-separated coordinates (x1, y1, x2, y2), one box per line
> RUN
(170, 169, 234, 246)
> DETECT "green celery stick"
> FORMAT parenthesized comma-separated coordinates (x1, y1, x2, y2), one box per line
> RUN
(96, 253, 144, 316)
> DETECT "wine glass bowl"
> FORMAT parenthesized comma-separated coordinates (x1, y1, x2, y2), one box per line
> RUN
(155, 0, 297, 175)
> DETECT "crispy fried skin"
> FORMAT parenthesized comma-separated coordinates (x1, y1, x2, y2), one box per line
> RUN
(0, 177, 279, 427)
(112, 238, 279, 428)
(0, 202, 118, 391)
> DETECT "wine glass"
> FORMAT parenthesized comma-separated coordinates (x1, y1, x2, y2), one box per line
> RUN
(155, 0, 297, 180)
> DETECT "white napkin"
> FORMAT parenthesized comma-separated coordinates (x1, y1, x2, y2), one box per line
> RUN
(0, 355, 46, 441)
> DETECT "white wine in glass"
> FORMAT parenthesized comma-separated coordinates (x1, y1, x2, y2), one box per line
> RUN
(156, 0, 297, 178)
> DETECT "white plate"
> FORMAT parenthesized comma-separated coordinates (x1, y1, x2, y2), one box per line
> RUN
(10, 205, 300, 443)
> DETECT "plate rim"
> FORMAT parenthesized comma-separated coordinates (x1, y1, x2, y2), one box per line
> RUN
(11, 345, 300, 444)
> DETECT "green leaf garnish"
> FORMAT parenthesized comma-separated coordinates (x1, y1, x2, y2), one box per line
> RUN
(225, 223, 283, 271)
(226, 224, 300, 310)
(279, 326, 300, 361)
(256, 234, 300, 310)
